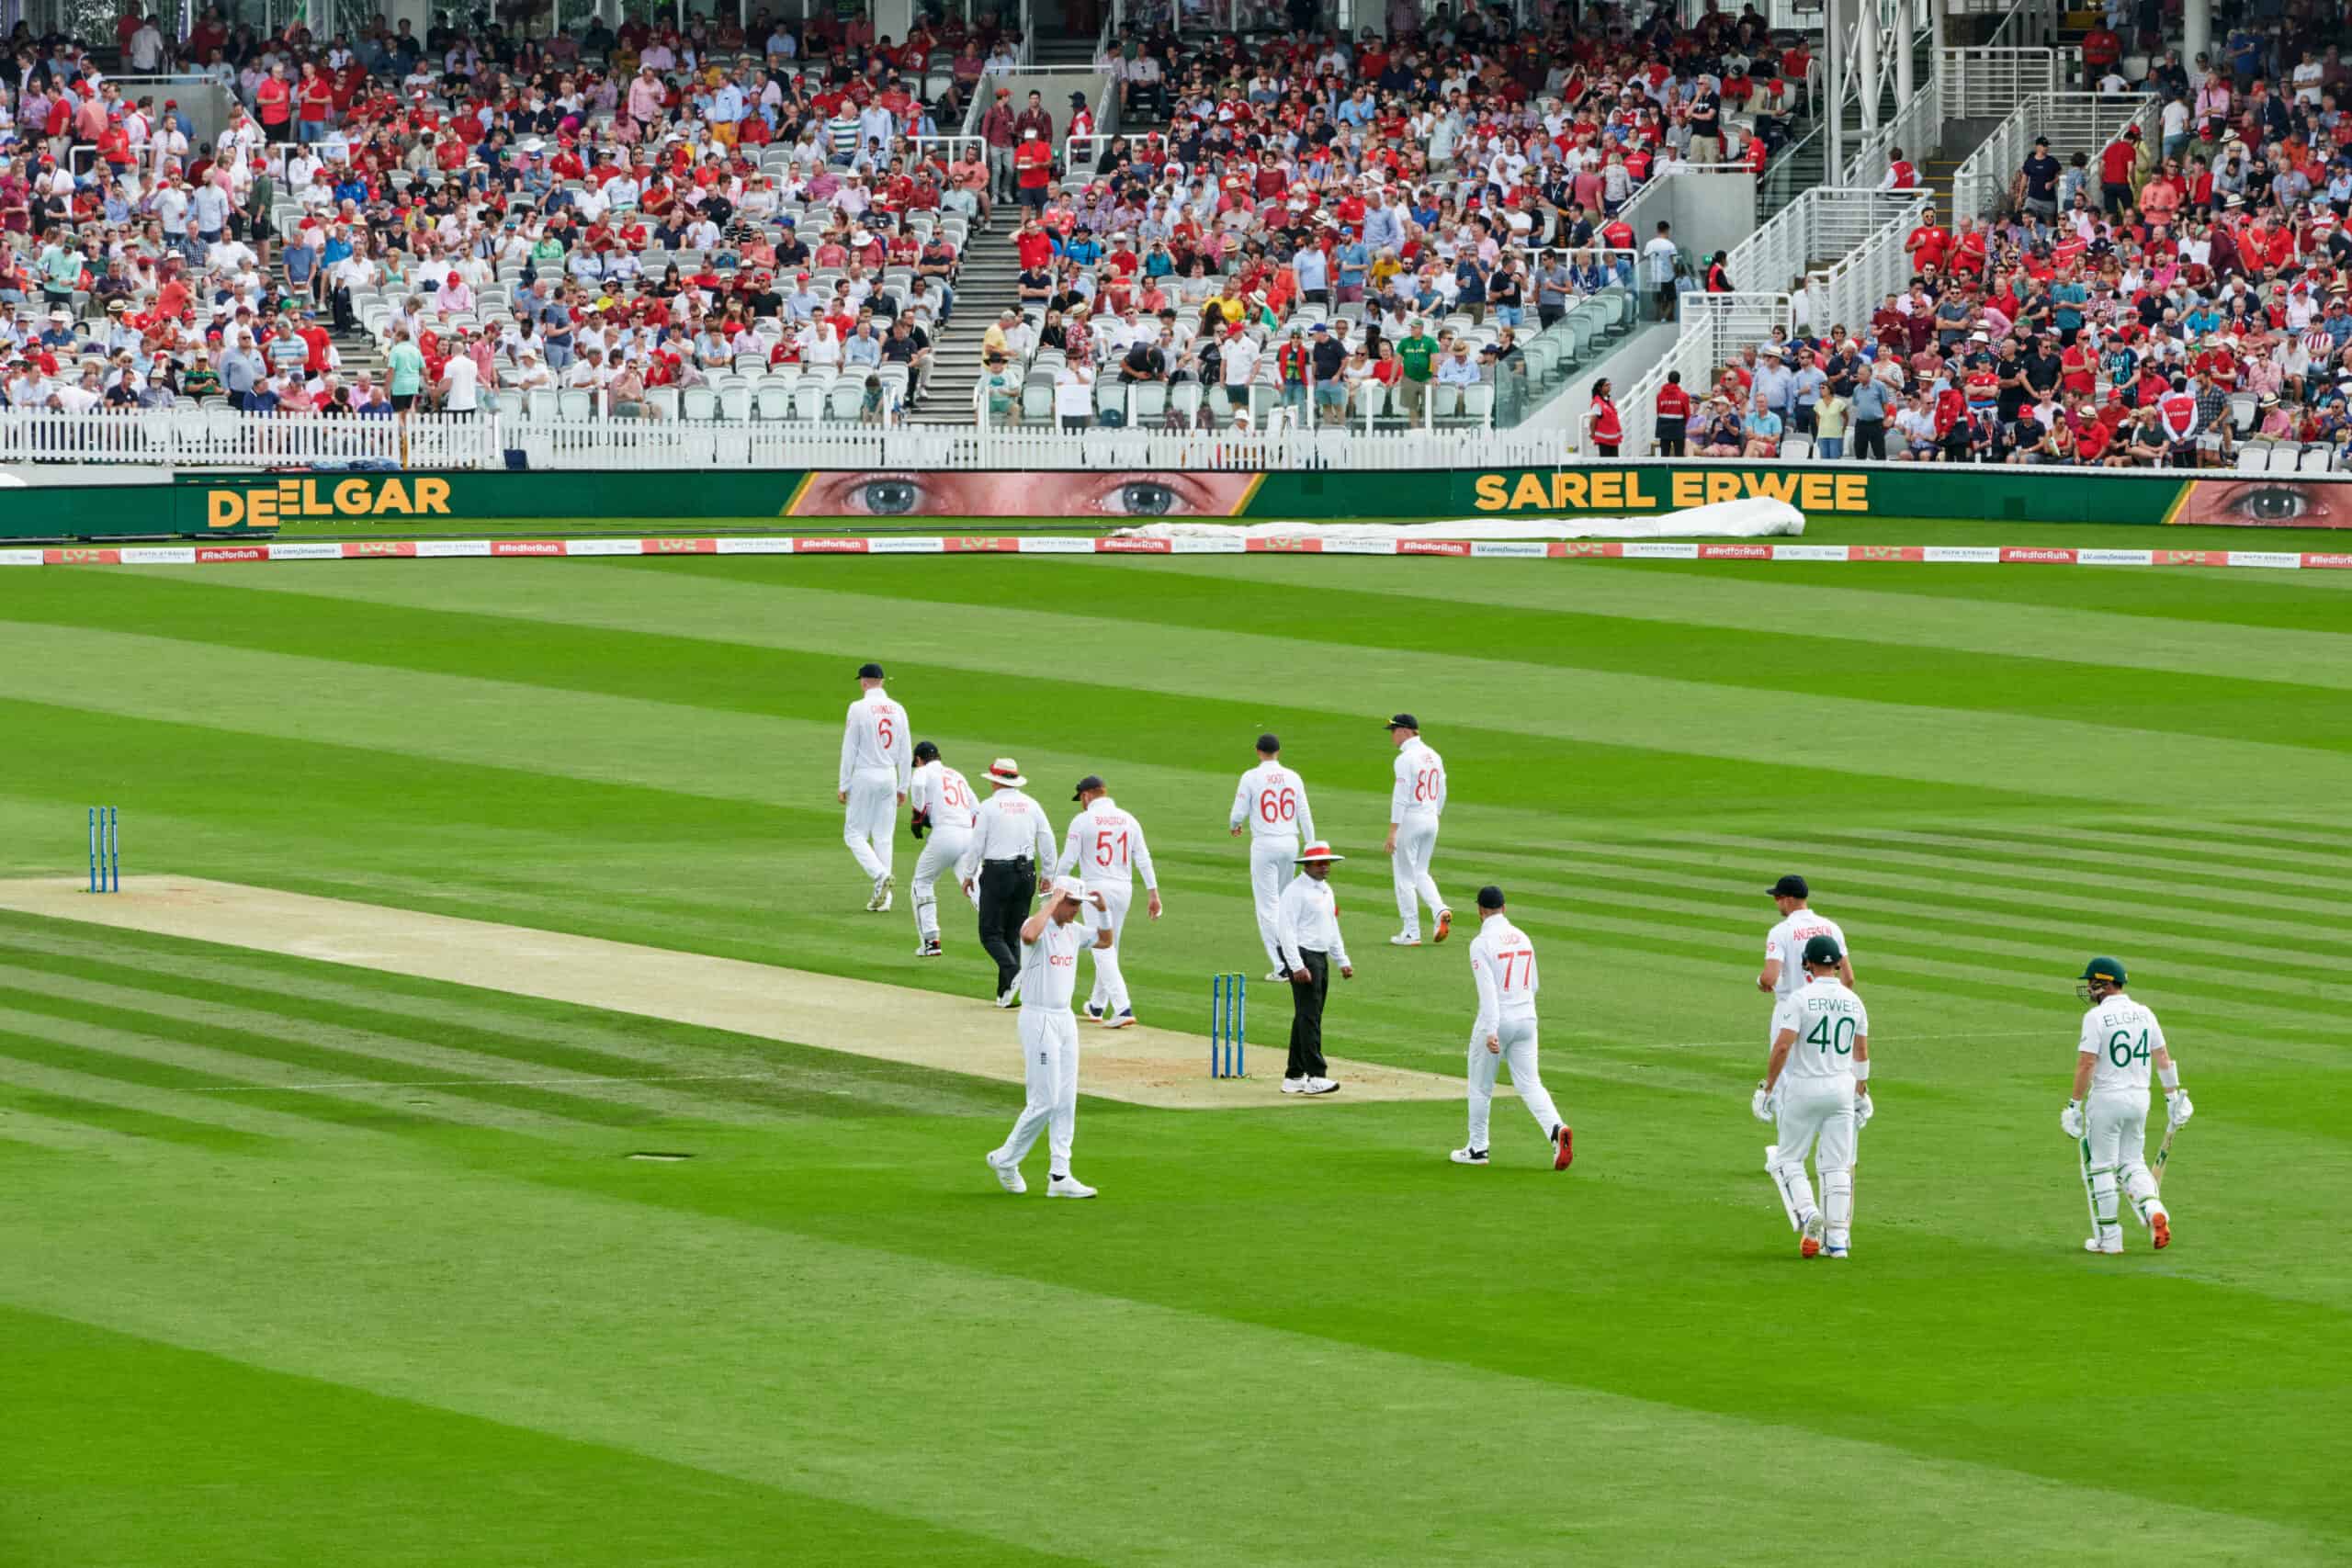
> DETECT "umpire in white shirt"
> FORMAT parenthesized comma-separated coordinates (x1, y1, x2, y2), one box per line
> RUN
(958, 757, 1057, 1005)
(1274, 841, 1352, 1095)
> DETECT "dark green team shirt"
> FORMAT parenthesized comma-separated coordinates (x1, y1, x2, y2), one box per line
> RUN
(1397, 334, 1437, 382)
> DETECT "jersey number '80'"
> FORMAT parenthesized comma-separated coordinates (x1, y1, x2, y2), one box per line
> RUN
(1805, 1015, 1857, 1055)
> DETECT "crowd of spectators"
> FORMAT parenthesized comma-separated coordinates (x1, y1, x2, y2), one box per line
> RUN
(0, 0, 1818, 428)
(1648, 13, 2352, 468)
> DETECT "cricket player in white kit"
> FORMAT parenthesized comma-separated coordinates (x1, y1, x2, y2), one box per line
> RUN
(1057, 774, 1161, 1028)
(1452, 886, 1574, 1170)
(985, 874, 1110, 1199)
(1384, 713, 1452, 946)
(1229, 733, 1317, 981)
(1758, 874, 1855, 1027)
(2064, 956, 2191, 1254)
(838, 661, 911, 911)
(905, 740, 980, 957)
(1755, 934, 1871, 1259)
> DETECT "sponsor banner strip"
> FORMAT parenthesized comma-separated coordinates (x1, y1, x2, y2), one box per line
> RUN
(17, 538, 2350, 570)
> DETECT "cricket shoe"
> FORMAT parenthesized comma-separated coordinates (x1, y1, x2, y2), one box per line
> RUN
(1433, 908, 1453, 943)
(2084, 1235, 2124, 1255)
(1083, 1003, 1105, 1021)
(1265, 970, 1289, 983)
(915, 938, 943, 958)
(2152, 1211, 2172, 1250)
(985, 1153, 1026, 1195)
(1046, 1173, 1097, 1200)
(1449, 1146, 1489, 1165)
(1301, 1077, 1340, 1096)
(866, 874, 895, 912)
(1823, 1246, 1849, 1259)
(1552, 1124, 1575, 1171)
(1280, 1077, 1307, 1095)
(1388, 932, 1421, 946)
(993, 986, 1017, 1009)
(1800, 1212, 1825, 1259)
(1102, 1009, 1136, 1029)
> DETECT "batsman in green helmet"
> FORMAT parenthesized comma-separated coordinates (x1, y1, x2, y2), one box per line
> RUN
(2063, 956, 2192, 1255)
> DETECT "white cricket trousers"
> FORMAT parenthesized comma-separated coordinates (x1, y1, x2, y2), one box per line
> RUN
(1084, 880, 1134, 1014)
(1772, 1077, 1857, 1247)
(1466, 1014, 1561, 1153)
(1392, 813, 1444, 935)
(842, 767, 898, 883)
(2081, 1090, 2162, 1241)
(1249, 835, 1297, 969)
(910, 826, 976, 940)
(994, 1008, 1080, 1175)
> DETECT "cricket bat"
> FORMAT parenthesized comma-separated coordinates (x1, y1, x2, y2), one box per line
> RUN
(2152, 1122, 2178, 1191)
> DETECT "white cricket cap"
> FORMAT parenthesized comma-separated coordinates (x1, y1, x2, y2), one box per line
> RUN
(1048, 874, 1087, 899)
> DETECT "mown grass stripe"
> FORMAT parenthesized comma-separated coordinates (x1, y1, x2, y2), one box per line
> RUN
(0, 931, 1021, 1122)
(0, 1077, 276, 1152)
(1473, 851, 2352, 979)
(0, 1022, 445, 1138)
(0, 983, 659, 1133)
(1821, 826, 2352, 897)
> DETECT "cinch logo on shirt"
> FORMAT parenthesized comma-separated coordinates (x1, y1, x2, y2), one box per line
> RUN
(1048, 953, 1074, 967)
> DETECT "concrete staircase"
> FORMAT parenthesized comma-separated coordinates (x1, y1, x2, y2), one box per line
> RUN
(908, 225, 1023, 425)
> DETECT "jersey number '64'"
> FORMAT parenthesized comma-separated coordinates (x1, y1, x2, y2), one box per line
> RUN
(2106, 1029, 2151, 1067)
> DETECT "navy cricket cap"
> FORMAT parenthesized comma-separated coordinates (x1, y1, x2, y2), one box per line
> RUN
(856, 661, 886, 679)
(913, 739, 939, 761)
(1257, 733, 1280, 752)
(1476, 885, 1505, 910)
(1071, 773, 1105, 799)
(1802, 933, 1843, 966)
(1386, 712, 1419, 730)
(1769, 874, 1809, 898)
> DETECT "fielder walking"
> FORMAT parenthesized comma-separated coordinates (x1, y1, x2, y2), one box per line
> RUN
(1274, 841, 1351, 1095)
(1755, 934, 1871, 1259)
(1452, 886, 1574, 1169)
(1758, 874, 1854, 1022)
(958, 758, 1056, 1006)
(1057, 774, 1161, 1028)
(2064, 956, 2191, 1254)
(1229, 733, 1317, 980)
(984, 874, 1110, 1200)
(906, 740, 980, 957)
(838, 661, 911, 911)
(1385, 714, 1452, 946)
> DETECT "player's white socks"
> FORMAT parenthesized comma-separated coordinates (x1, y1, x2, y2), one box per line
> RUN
(1824, 1168, 1853, 1252)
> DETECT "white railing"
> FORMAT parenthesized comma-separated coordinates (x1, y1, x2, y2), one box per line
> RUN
(1948, 91, 2151, 224)
(1725, 189, 1922, 323)
(0, 408, 489, 468)
(1940, 48, 2064, 120)
(0, 408, 1577, 474)
(1618, 292, 1792, 458)
(1809, 193, 1929, 333)
(1844, 78, 1940, 188)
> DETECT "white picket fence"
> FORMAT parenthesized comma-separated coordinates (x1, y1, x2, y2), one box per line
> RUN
(0, 408, 1575, 475)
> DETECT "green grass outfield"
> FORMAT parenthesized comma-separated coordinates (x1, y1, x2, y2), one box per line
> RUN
(3, 548, 2348, 1566)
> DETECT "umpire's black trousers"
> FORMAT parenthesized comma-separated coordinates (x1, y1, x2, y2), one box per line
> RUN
(1287, 948, 1329, 1079)
(977, 857, 1034, 996)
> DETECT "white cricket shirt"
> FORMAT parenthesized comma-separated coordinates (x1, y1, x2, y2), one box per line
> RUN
(1019, 915, 1086, 1011)
(1764, 908, 1849, 1000)
(1229, 760, 1317, 843)
(1058, 795, 1158, 890)
(839, 687, 911, 790)
(1391, 738, 1446, 821)
(1770, 975, 1868, 1082)
(2079, 995, 2166, 1097)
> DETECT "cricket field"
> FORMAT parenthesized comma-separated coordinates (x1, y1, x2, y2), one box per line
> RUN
(3, 525, 2346, 1566)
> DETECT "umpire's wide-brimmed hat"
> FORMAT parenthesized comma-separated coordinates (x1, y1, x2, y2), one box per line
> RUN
(1295, 841, 1346, 863)
(986, 757, 1027, 786)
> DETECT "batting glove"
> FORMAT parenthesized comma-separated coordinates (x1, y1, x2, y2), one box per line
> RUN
(1854, 1091, 1874, 1130)
(1750, 1082, 1774, 1123)
(2060, 1099, 2085, 1139)
(2167, 1089, 2194, 1129)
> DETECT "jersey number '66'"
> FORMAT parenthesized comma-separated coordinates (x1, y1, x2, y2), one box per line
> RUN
(1806, 1016, 1857, 1055)
(1259, 787, 1298, 823)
